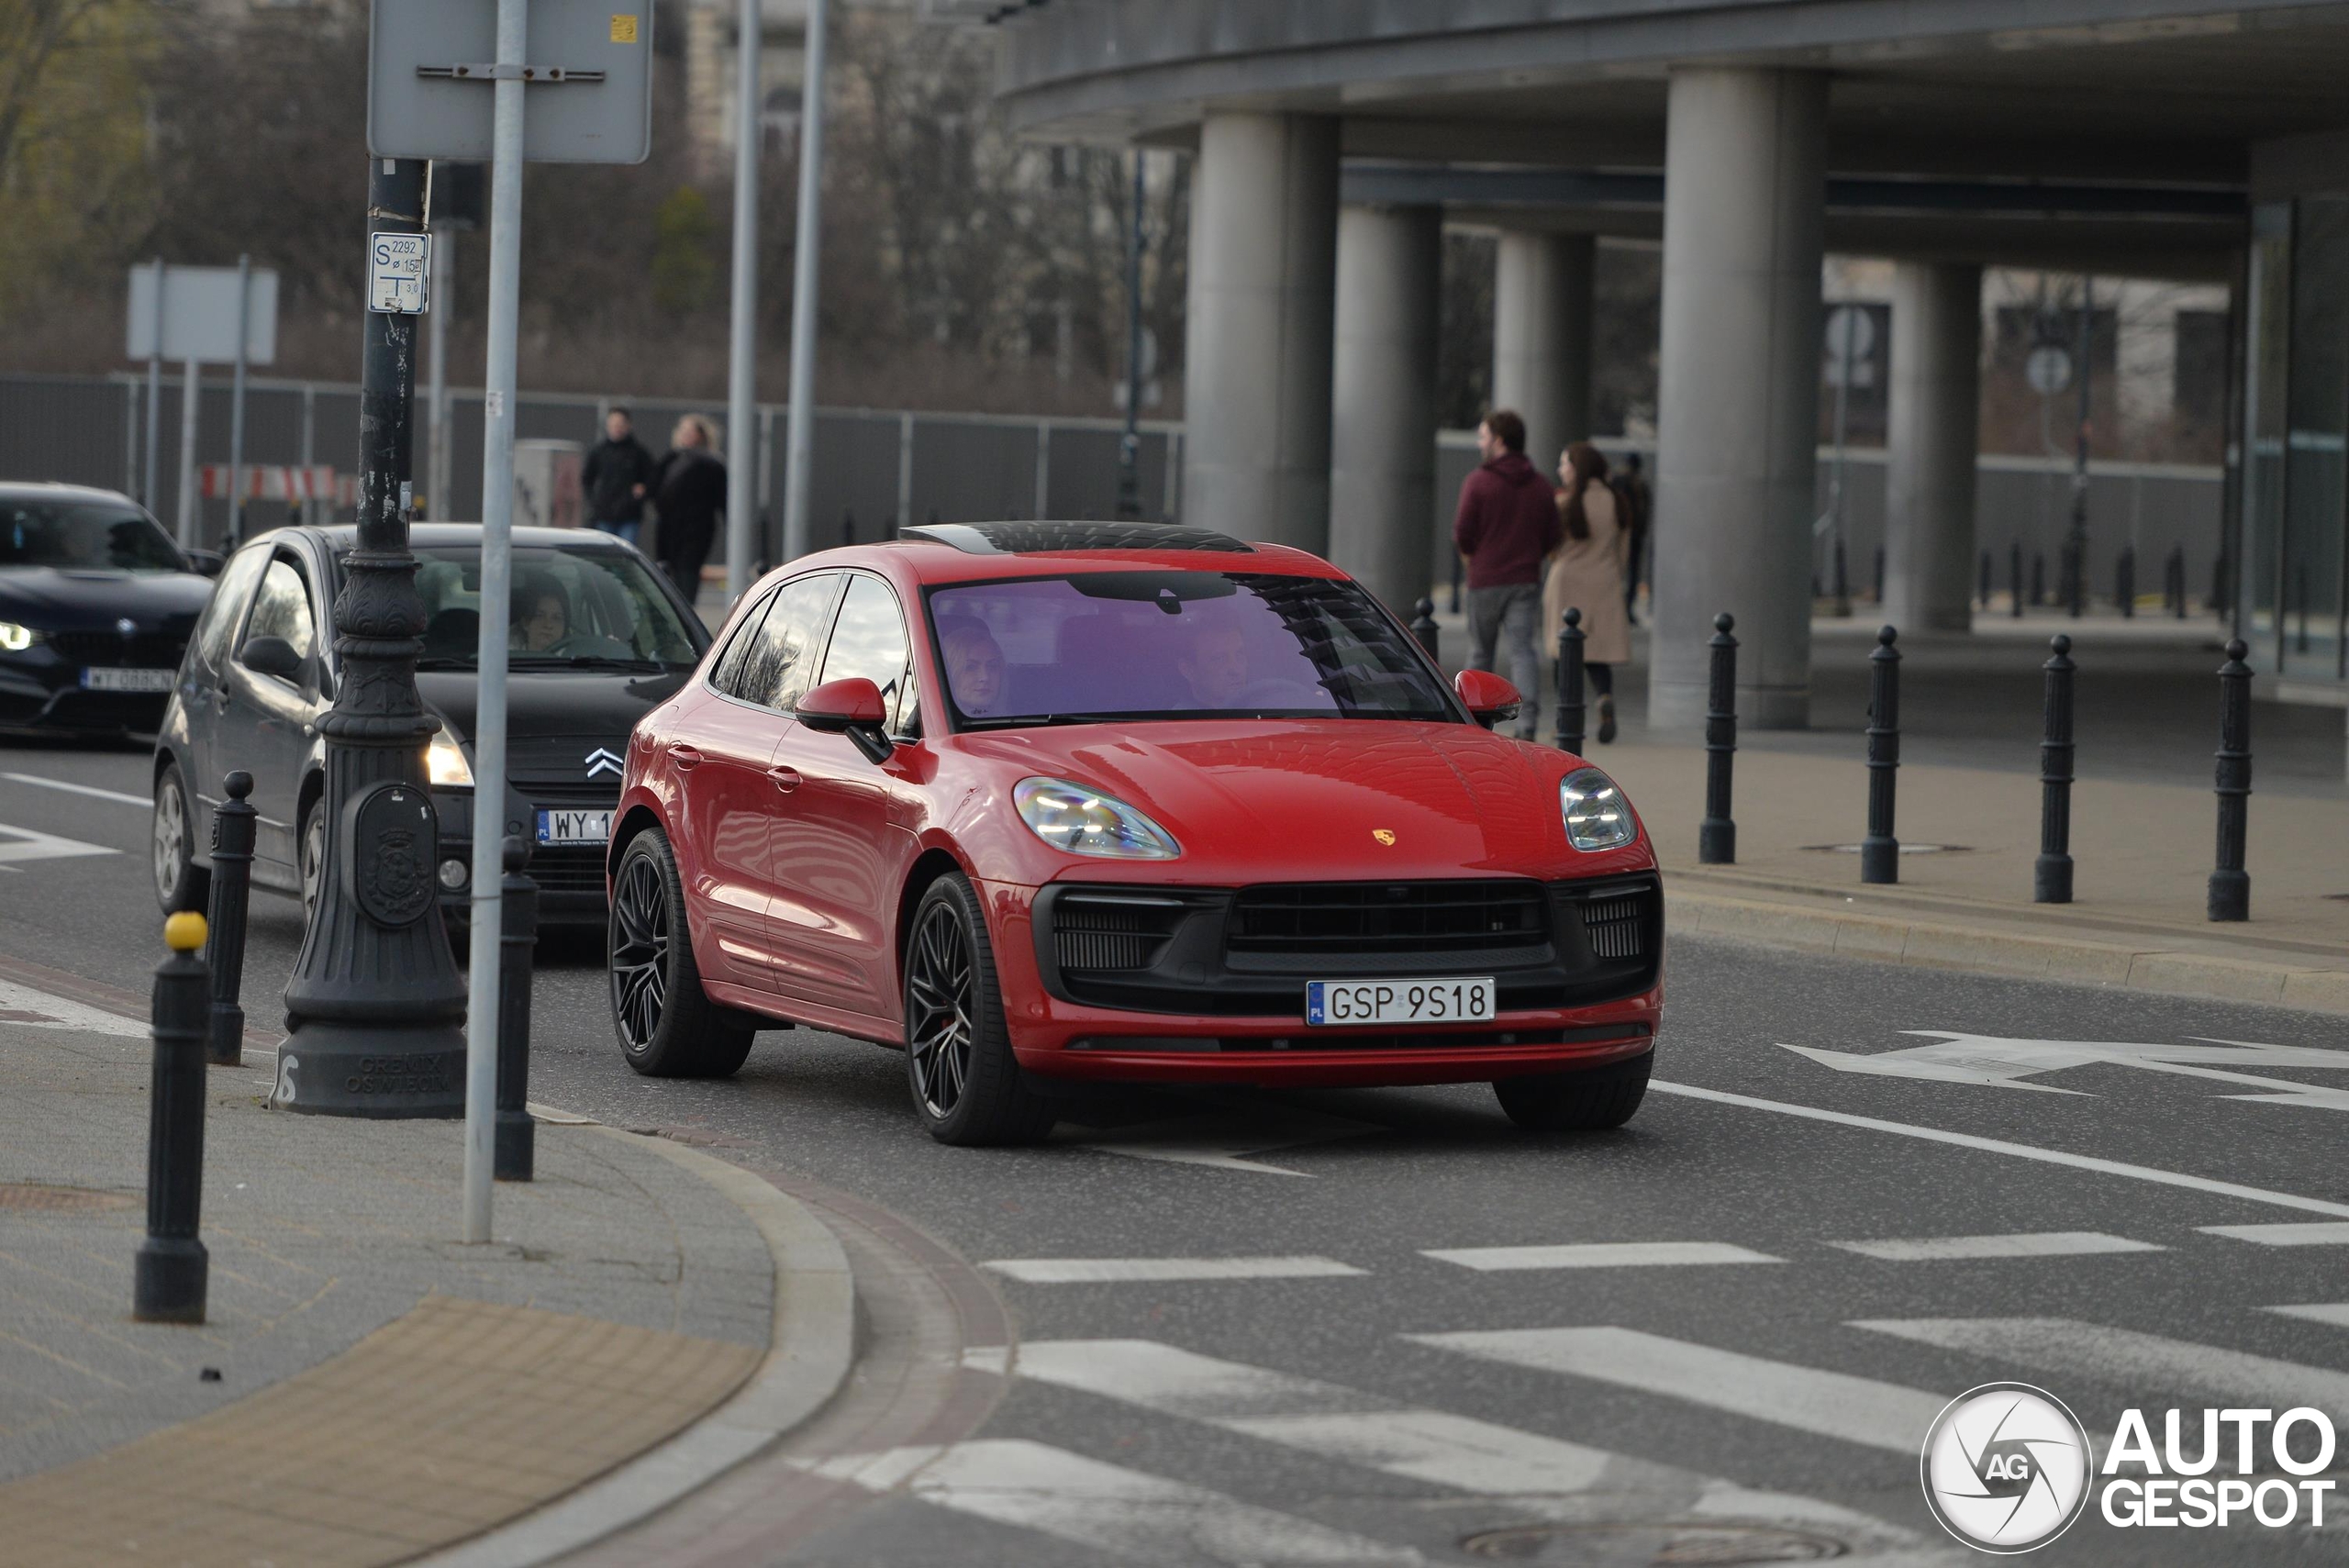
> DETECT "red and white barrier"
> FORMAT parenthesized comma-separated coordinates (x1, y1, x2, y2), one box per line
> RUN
(198, 464, 340, 502)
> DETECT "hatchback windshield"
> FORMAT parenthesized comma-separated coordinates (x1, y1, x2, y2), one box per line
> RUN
(0, 501, 183, 573)
(928, 572, 1455, 728)
(410, 546, 705, 670)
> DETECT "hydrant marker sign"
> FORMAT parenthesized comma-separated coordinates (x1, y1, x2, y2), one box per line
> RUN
(369, 231, 431, 316)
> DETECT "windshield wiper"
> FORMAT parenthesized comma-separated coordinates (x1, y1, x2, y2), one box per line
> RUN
(510, 654, 669, 672)
(957, 712, 1136, 730)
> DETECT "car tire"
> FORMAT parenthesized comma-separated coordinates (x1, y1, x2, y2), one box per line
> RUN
(152, 761, 210, 915)
(903, 873, 1055, 1147)
(1492, 1049, 1653, 1132)
(298, 795, 326, 920)
(608, 828, 755, 1078)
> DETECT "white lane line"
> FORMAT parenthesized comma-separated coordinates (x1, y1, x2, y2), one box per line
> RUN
(0, 977, 148, 1039)
(1830, 1231, 2164, 1262)
(983, 1256, 1366, 1284)
(2266, 1304, 2349, 1329)
(1651, 1078, 2349, 1218)
(0, 822, 118, 868)
(1, 773, 150, 807)
(2200, 1221, 2349, 1246)
(1849, 1318, 2349, 1417)
(806, 1438, 1420, 1566)
(1407, 1326, 1948, 1455)
(1424, 1241, 1782, 1272)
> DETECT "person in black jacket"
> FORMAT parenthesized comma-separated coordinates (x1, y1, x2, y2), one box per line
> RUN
(583, 407, 658, 546)
(650, 414, 727, 606)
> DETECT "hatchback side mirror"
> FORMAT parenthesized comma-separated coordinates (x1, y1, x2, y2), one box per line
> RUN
(239, 634, 305, 682)
(1453, 669, 1522, 730)
(797, 676, 893, 763)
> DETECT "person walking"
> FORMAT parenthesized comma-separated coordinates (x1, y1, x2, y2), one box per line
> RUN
(1542, 441, 1632, 745)
(583, 406, 658, 546)
(1614, 450, 1652, 625)
(650, 414, 728, 606)
(1451, 408, 1560, 741)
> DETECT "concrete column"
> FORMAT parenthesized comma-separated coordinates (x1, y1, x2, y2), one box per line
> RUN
(1182, 111, 1340, 552)
(1885, 261, 1984, 633)
(1330, 204, 1442, 613)
(1492, 231, 1595, 473)
(1651, 67, 1829, 729)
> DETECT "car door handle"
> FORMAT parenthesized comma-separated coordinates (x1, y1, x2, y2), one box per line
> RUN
(767, 765, 802, 793)
(667, 743, 704, 770)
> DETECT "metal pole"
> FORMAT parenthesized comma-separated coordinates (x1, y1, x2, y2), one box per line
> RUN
(1827, 306, 1854, 618)
(428, 219, 453, 522)
(779, 0, 829, 562)
(176, 358, 199, 547)
(1699, 613, 1737, 864)
(134, 912, 210, 1324)
(1033, 421, 1051, 518)
(2009, 540, 2022, 619)
(2069, 276, 2092, 618)
(228, 255, 251, 548)
(896, 411, 913, 534)
(1116, 152, 1145, 519)
(299, 382, 317, 528)
(1860, 625, 1901, 884)
(465, 0, 530, 1242)
(2209, 638, 2253, 921)
(1554, 606, 1586, 753)
(2033, 635, 2075, 904)
(203, 772, 257, 1065)
(726, 0, 761, 598)
(144, 258, 165, 508)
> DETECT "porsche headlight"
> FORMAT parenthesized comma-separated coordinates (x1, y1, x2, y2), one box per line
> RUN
(1561, 766, 1635, 851)
(1014, 777, 1180, 860)
(0, 621, 40, 652)
(425, 721, 474, 787)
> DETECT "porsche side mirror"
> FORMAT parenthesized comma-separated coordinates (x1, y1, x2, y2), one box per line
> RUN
(798, 676, 893, 763)
(238, 634, 305, 682)
(1453, 669, 1522, 730)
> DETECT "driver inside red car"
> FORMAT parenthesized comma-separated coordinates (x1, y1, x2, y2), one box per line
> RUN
(940, 617, 1008, 715)
(1177, 618, 1248, 708)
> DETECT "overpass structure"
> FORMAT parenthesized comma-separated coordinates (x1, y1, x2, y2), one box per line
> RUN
(979, 1, 2349, 721)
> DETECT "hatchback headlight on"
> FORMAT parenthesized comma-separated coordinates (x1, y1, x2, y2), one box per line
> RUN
(0, 621, 40, 652)
(425, 721, 474, 787)
(1015, 777, 1180, 860)
(1560, 766, 1636, 851)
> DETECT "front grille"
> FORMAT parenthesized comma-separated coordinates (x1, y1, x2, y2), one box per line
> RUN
(1577, 885, 1653, 961)
(1052, 892, 1189, 973)
(522, 843, 607, 894)
(51, 629, 188, 668)
(1228, 881, 1550, 955)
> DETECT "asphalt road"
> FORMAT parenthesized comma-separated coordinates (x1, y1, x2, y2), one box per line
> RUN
(6, 744, 2348, 1566)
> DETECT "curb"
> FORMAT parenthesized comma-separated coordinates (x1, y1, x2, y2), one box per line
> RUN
(413, 1126, 857, 1568)
(1672, 890, 2349, 1016)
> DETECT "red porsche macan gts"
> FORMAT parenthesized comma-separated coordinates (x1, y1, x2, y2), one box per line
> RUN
(605, 520, 1663, 1145)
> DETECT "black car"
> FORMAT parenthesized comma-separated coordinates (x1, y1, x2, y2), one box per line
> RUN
(0, 484, 222, 737)
(150, 523, 711, 929)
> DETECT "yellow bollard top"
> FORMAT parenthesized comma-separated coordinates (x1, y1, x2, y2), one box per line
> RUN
(163, 910, 208, 952)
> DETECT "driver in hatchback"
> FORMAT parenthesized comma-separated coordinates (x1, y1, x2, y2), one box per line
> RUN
(516, 583, 570, 652)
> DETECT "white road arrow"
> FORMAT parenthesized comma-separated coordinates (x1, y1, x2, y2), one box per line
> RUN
(0, 822, 120, 868)
(1785, 1030, 2349, 1110)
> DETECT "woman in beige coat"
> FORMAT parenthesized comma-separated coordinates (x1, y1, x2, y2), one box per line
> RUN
(1541, 441, 1631, 743)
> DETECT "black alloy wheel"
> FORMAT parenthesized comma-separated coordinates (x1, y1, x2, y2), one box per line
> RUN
(608, 828, 755, 1078)
(151, 761, 210, 914)
(902, 873, 1055, 1146)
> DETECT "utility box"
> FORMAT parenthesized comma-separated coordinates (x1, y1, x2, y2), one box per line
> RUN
(514, 440, 584, 530)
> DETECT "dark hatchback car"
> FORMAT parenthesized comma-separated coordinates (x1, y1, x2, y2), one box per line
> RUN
(0, 484, 221, 737)
(150, 523, 710, 928)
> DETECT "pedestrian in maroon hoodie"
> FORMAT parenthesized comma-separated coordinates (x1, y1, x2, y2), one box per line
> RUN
(1451, 408, 1561, 740)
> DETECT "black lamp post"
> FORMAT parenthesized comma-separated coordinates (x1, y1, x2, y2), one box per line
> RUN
(274, 156, 469, 1117)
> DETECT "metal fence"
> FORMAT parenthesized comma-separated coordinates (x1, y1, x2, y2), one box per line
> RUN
(7, 371, 2219, 599)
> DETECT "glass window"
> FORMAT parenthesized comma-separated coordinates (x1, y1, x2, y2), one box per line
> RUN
(926, 572, 1455, 729)
(817, 575, 914, 731)
(708, 589, 777, 699)
(0, 500, 184, 573)
(245, 558, 317, 664)
(408, 544, 707, 671)
(735, 573, 841, 711)
(193, 544, 271, 673)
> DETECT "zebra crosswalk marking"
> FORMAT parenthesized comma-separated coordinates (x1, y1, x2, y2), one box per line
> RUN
(1829, 1231, 2162, 1262)
(803, 1437, 1421, 1566)
(983, 1256, 1366, 1284)
(1423, 1241, 1782, 1271)
(1849, 1318, 2349, 1416)
(1407, 1326, 1948, 1454)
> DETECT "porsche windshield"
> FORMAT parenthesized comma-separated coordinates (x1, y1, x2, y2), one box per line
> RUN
(409, 546, 704, 670)
(927, 572, 1456, 728)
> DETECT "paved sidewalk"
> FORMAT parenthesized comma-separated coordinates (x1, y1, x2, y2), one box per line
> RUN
(0, 991, 797, 1566)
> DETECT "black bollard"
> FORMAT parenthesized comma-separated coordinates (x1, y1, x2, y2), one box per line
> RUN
(2009, 541, 2023, 619)
(1410, 597, 1439, 662)
(2034, 635, 2076, 904)
(495, 837, 538, 1182)
(2117, 545, 2135, 619)
(2209, 639, 2253, 922)
(2032, 552, 2046, 608)
(135, 912, 210, 1323)
(1699, 613, 1738, 865)
(1978, 550, 1992, 611)
(1448, 556, 1463, 617)
(2167, 544, 2186, 617)
(1861, 625, 1901, 884)
(2295, 562, 2310, 652)
(2210, 553, 2227, 621)
(1832, 539, 1850, 613)
(1555, 607, 1586, 754)
(1872, 546, 1886, 605)
(202, 772, 257, 1067)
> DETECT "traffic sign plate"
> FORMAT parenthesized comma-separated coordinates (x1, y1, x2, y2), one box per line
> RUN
(369, 232, 432, 315)
(2026, 343, 2074, 395)
(367, 0, 654, 165)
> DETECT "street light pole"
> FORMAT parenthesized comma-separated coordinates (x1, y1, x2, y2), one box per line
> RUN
(726, 0, 762, 599)
(1115, 151, 1145, 520)
(426, 207, 454, 522)
(276, 156, 468, 1120)
(2069, 275, 2093, 618)
(779, 0, 829, 562)
(227, 254, 251, 548)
